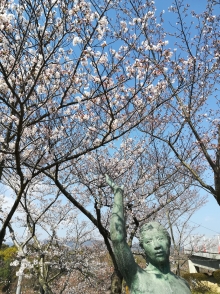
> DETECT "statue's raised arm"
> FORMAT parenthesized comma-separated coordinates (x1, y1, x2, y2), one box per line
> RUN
(106, 175, 192, 294)
(106, 175, 138, 286)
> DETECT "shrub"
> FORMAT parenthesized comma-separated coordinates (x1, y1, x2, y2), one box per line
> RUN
(182, 273, 209, 282)
(182, 273, 211, 293)
(0, 245, 17, 292)
(213, 270, 220, 284)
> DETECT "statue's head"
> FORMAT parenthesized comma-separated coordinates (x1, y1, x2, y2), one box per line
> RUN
(139, 222, 171, 265)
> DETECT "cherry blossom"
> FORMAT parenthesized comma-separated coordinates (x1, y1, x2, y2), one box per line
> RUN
(0, 0, 219, 292)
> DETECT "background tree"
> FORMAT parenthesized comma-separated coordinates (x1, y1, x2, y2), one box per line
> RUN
(0, 0, 177, 244)
(1, 0, 216, 244)
(138, 0, 220, 205)
(0, 0, 218, 293)
(4, 182, 101, 294)
(43, 136, 206, 293)
(165, 194, 206, 276)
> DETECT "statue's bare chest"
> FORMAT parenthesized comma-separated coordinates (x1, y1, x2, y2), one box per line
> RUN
(130, 271, 191, 294)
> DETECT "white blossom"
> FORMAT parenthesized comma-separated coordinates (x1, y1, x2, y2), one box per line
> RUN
(73, 36, 82, 46)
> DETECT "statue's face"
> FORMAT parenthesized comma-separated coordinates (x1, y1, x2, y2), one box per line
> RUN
(142, 228, 170, 265)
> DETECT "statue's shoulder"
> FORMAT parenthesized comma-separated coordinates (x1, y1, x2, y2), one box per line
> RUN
(175, 274, 190, 285)
(170, 272, 191, 292)
(130, 269, 155, 294)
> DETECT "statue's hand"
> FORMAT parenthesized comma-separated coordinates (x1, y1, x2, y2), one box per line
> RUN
(105, 174, 124, 192)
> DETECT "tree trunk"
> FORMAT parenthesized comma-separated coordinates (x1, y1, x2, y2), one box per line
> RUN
(40, 283, 53, 294)
(16, 256, 26, 294)
(39, 277, 53, 294)
(175, 261, 180, 276)
(16, 274, 23, 294)
(40, 285, 45, 294)
(111, 269, 123, 294)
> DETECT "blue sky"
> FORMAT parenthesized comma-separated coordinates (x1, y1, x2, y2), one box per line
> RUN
(2, 0, 219, 244)
(153, 0, 220, 238)
(155, 0, 210, 15)
(188, 193, 220, 237)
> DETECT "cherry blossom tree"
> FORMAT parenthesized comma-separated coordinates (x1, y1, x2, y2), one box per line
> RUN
(165, 193, 207, 276)
(0, 0, 182, 245)
(0, 0, 217, 243)
(1, 139, 206, 293)
(137, 0, 220, 205)
(5, 183, 102, 294)
(0, 0, 218, 292)
(41, 136, 205, 293)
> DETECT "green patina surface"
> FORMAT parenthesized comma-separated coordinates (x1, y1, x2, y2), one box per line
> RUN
(106, 175, 192, 294)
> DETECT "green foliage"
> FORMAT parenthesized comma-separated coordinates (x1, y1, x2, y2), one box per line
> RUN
(192, 292, 218, 294)
(182, 273, 211, 293)
(182, 273, 209, 282)
(0, 246, 17, 261)
(0, 245, 17, 292)
(213, 270, 220, 284)
(0, 259, 11, 281)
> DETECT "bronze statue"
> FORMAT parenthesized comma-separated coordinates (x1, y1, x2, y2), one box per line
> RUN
(106, 175, 191, 294)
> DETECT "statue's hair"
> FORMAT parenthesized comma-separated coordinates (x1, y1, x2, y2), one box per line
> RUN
(139, 221, 171, 248)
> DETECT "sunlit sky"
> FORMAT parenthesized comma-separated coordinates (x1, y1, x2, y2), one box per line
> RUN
(2, 0, 219, 245)
(153, 0, 220, 238)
